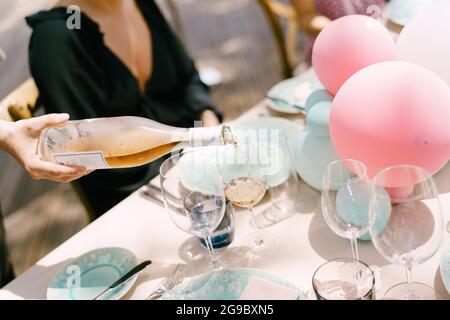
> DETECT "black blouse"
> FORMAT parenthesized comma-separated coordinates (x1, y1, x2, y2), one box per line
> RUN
(0, 205, 14, 286)
(26, 0, 222, 216)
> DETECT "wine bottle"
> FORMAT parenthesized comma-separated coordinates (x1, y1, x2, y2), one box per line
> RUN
(38, 116, 234, 169)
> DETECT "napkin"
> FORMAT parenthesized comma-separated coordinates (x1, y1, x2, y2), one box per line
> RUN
(239, 276, 299, 300)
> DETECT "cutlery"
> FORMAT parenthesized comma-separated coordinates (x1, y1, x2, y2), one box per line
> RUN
(93, 260, 152, 300)
(265, 94, 305, 110)
(145, 264, 186, 300)
(141, 183, 164, 206)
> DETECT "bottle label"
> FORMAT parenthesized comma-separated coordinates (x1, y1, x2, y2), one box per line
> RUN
(52, 151, 110, 169)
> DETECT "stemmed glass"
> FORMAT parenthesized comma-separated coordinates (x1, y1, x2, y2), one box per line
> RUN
(224, 144, 280, 261)
(160, 150, 226, 270)
(267, 132, 302, 221)
(321, 159, 370, 262)
(312, 258, 376, 300)
(369, 165, 444, 300)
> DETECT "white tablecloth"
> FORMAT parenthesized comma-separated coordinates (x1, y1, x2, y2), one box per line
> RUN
(1, 102, 449, 300)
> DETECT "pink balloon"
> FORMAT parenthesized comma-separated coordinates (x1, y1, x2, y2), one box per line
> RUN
(330, 61, 450, 181)
(312, 15, 396, 96)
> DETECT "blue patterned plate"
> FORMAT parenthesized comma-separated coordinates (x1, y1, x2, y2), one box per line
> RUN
(162, 268, 307, 300)
(266, 70, 323, 114)
(440, 238, 450, 295)
(386, 0, 432, 26)
(47, 247, 138, 300)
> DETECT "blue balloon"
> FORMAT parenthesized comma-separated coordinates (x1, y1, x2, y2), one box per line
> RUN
(293, 131, 339, 190)
(307, 101, 332, 138)
(336, 181, 391, 241)
(293, 99, 338, 190)
(305, 89, 333, 114)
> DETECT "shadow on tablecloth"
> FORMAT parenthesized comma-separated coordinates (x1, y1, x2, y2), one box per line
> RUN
(307, 209, 389, 267)
(1, 258, 72, 299)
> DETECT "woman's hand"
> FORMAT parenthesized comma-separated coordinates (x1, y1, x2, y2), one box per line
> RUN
(0, 114, 91, 182)
(201, 109, 220, 127)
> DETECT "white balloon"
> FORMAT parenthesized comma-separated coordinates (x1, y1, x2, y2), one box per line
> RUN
(397, 0, 450, 87)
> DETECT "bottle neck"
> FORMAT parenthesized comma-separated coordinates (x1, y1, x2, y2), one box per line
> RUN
(187, 126, 225, 147)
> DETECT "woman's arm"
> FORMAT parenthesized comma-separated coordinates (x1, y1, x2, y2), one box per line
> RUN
(0, 114, 89, 182)
(147, 1, 223, 126)
(201, 109, 220, 127)
(175, 51, 223, 126)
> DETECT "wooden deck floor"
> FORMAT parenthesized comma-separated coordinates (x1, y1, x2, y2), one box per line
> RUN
(1, 0, 291, 276)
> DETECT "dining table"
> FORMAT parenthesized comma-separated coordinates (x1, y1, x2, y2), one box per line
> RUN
(0, 99, 449, 300)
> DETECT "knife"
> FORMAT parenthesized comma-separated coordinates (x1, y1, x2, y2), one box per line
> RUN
(141, 184, 164, 206)
(93, 260, 152, 300)
(265, 94, 305, 110)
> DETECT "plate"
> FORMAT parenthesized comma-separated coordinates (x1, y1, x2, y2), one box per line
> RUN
(385, 0, 432, 26)
(162, 268, 307, 300)
(266, 70, 323, 114)
(440, 238, 450, 295)
(47, 247, 138, 300)
(181, 117, 304, 190)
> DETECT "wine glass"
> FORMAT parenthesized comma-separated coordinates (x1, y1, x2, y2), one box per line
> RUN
(312, 258, 376, 300)
(224, 145, 280, 261)
(267, 132, 302, 221)
(160, 150, 226, 270)
(369, 165, 444, 300)
(321, 159, 370, 262)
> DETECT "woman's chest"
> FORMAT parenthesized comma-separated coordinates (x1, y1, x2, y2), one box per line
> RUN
(102, 26, 179, 90)
(97, 32, 181, 116)
(96, 12, 152, 93)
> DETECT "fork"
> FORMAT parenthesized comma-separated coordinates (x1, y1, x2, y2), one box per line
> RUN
(265, 94, 305, 110)
(145, 264, 186, 300)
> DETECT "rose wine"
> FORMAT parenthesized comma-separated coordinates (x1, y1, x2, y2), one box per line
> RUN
(38, 116, 234, 169)
(225, 177, 267, 208)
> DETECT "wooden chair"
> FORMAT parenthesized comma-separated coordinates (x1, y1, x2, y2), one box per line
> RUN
(257, 0, 329, 78)
(0, 78, 96, 221)
(0, 78, 38, 121)
(290, 0, 330, 37)
(257, 0, 298, 78)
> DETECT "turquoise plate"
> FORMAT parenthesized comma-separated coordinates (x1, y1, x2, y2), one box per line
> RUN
(181, 117, 303, 190)
(47, 247, 138, 300)
(162, 268, 307, 300)
(266, 71, 323, 114)
(386, 0, 431, 26)
(440, 238, 450, 295)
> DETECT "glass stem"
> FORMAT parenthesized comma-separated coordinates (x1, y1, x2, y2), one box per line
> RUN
(249, 206, 264, 247)
(350, 237, 361, 291)
(405, 265, 417, 299)
(204, 235, 221, 271)
(350, 238, 359, 262)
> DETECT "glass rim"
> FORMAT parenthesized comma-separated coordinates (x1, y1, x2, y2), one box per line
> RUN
(322, 159, 369, 189)
(372, 164, 433, 184)
(311, 258, 375, 300)
(159, 149, 212, 180)
(327, 158, 368, 175)
(184, 194, 224, 215)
